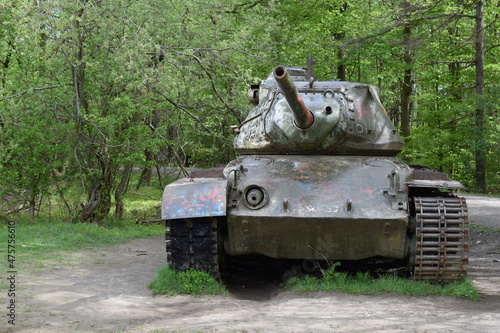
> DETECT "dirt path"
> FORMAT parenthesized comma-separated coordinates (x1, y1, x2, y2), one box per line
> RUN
(8, 194, 500, 333)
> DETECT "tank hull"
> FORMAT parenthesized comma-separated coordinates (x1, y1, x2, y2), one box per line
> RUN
(225, 155, 412, 260)
(161, 155, 469, 282)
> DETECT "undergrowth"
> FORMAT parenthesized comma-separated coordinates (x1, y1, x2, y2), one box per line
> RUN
(0, 183, 165, 284)
(148, 266, 227, 296)
(284, 262, 480, 301)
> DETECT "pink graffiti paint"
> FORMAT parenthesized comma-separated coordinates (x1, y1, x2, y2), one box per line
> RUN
(200, 189, 218, 202)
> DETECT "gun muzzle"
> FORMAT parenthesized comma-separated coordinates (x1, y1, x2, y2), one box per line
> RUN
(273, 65, 314, 129)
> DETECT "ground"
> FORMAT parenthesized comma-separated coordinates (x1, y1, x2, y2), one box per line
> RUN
(6, 194, 500, 333)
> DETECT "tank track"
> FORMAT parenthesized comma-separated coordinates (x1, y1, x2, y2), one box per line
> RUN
(165, 217, 220, 277)
(413, 196, 469, 282)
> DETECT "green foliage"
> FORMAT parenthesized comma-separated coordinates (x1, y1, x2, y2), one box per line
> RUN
(1, 0, 500, 226)
(284, 263, 480, 301)
(148, 266, 227, 296)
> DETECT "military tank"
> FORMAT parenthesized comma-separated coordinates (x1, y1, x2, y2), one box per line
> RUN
(161, 57, 469, 282)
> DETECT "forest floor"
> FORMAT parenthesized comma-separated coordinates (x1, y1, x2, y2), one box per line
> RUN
(8, 194, 500, 333)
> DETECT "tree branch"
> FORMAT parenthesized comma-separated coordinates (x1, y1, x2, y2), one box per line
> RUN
(148, 124, 190, 178)
(190, 53, 243, 122)
(153, 88, 234, 148)
(344, 13, 463, 47)
(486, 44, 500, 54)
(0, 85, 62, 102)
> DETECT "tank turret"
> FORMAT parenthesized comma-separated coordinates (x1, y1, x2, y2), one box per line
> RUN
(234, 62, 404, 155)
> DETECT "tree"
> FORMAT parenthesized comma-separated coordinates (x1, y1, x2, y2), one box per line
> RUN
(1, 0, 500, 225)
(475, 0, 486, 192)
(400, 0, 413, 139)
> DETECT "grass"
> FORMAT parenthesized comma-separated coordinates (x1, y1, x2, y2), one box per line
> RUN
(0, 183, 166, 290)
(0, 217, 164, 286)
(284, 262, 481, 301)
(0, 179, 165, 256)
(121, 185, 163, 221)
(148, 266, 228, 296)
(470, 223, 500, 233)
(0, 218, 163, 255)
(147, 261, 479, 299)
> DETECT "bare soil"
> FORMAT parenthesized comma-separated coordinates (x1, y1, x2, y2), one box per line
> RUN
(8, 194, 500, 333)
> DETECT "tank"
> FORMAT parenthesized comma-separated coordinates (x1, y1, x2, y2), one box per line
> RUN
(161, 57, 469, 282)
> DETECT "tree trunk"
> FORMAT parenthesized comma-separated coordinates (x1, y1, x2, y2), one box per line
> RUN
(80, 177, 102, 222)
(97, 160, 113, 222)
(136, 150, 154, 189)
(336, 38, 346, 81)
(55, 179, 72, 221)
(156, 165, 163, 189)
(80, 154, 114, 224)
(137, 167, 152, 189)
(475, 0, 486, 192)
(29, 192, 36, 223)
(115, 165, 132, 219)
(401, 1, 412, 139)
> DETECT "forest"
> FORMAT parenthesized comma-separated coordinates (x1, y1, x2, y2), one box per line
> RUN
(1, 0, 499, 223)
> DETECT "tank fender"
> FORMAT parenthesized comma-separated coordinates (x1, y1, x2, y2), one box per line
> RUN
(161, 178, 226, 220)
(408, 165, 467, 190)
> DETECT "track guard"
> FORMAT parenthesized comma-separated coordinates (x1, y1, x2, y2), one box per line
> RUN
(161, 178, 227, 219)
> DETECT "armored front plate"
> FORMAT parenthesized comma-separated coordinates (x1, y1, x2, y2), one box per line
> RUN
(224, 155, 412, 260)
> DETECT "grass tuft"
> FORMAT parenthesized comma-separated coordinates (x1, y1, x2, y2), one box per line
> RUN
(284, 262, 480, 301)
(148, 266, 227, 296)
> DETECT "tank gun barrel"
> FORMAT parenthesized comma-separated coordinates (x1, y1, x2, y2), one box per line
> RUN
(273, 65, 314, 129)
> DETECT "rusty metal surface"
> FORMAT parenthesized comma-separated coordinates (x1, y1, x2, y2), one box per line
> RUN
(265, 91, 341, 151)
(414, 197, 469, 282)
(161, 178, 226, 219)
(224, 155, 412, 260)
(410, 165, 450, 180)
